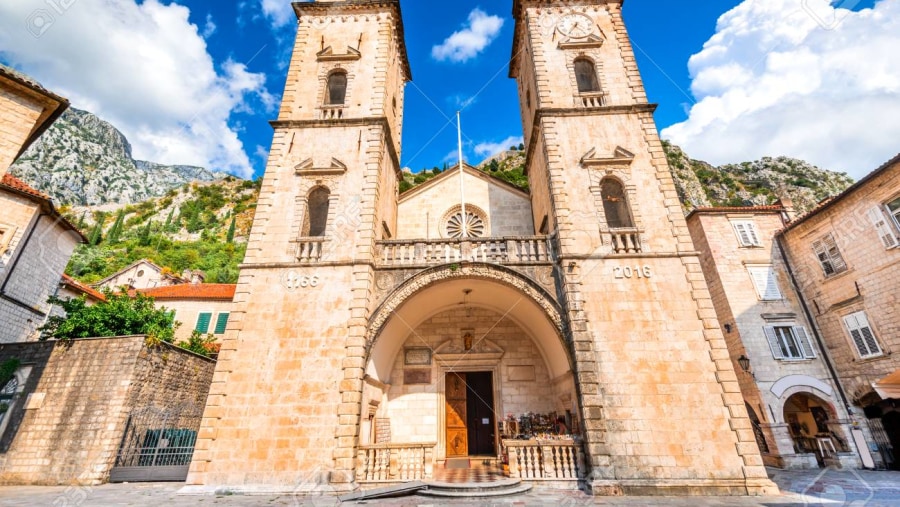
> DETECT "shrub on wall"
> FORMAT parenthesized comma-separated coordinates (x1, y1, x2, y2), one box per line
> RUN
(40, 291, 179, 343)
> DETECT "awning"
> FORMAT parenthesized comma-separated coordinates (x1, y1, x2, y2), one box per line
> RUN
(873, 369, 900, 400)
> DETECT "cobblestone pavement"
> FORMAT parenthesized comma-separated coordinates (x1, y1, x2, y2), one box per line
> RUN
(1, 468, 898, 506)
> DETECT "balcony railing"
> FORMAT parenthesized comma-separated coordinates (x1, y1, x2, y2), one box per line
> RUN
(505, 439, 585, 481)
(356, 443, 435, 483)
(376, 236, 554, 267)
(319, 105, 344, 120)
(296, 237, 326, 263)
(577, 92, 607, 108)
(607, 228, 642, 254)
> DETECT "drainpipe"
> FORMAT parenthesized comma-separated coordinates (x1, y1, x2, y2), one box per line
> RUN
(776, 234, 873, 467)
(775, 234, 852, 411)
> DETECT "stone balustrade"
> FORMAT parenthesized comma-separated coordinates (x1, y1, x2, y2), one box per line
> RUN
(296, 237, 325, 263)
(319, 106, 344, 120)
(578, 92, 607, 108)
(376, 236, 554, 267)
(607, 228, 643, 254)
(356, 443, 435, 483)
(505, 439, 585, 481)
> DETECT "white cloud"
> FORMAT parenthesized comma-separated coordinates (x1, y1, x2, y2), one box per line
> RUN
(474, 136, 524, 159)
(202, 13, 217, 39)
(0, 0, 273, 179)
(260, 0, 294, 28)
(661, 0, 900, 180)
(432, 9, 504, 63)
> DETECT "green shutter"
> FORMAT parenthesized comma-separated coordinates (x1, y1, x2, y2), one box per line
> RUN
(195, 313, 212, 333)
(214, 313, 230, 335)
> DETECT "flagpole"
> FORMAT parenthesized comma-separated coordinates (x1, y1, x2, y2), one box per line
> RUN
(457, 111, 467, 238)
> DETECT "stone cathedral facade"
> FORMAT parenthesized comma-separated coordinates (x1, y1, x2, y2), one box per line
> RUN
(186, 0, 778, 496)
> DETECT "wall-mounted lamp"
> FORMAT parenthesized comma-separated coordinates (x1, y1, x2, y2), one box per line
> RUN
(737, 354, 751, 374)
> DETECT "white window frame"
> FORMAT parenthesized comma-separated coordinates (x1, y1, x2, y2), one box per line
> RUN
(868, 205, 899, 249)
(764, 325, 816, 360)
(731, 220, 762, 247)
(747, 265, 783, 301)
(843, 311, 883, 359)
(812, 233, 847, 277)
(887, 196, 900, 235)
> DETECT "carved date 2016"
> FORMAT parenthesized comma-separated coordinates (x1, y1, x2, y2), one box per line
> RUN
(613, 266, 652, 279)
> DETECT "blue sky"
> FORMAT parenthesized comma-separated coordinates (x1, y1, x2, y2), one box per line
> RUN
(0, 0, 894, 180)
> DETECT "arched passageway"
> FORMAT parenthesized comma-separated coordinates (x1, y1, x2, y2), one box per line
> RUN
(360, 266, 581, 469)
(783, 392, 845, 466)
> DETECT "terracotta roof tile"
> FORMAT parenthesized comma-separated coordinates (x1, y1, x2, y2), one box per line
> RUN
(61, 274, 106, 302)
(1, 173, 50, 200)
(136, 284, 236, 301)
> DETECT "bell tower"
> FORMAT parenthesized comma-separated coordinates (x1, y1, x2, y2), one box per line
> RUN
(510, 0, 777, 495)
(186, 0, 410, 490)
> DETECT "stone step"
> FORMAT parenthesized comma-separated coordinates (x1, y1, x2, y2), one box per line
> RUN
(420, 479, 533, 498)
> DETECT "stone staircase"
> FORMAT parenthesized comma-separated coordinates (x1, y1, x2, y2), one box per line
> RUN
(419, 478, 533, 498)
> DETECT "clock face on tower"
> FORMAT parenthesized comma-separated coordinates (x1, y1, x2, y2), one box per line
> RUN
(557, 13, 595, 38)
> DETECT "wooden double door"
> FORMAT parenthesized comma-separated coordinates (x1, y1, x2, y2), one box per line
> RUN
(446, 372, 496, 457)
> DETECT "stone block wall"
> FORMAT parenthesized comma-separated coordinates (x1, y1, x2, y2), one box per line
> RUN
(0, 336, 215, 485)
(0, 81, 44, 177)
(0, 210, 82, 343)
(780, 161, 900, 401)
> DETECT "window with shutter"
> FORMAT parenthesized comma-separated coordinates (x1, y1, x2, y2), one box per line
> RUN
(747, 266, 782, 300)
(868, 207, 898, 249)
(843, 311, 882, 359)
(887, 197, 900, 234)
(764, 325, 816, 360)
(195, 312, 212, 333)
(214, 313, 230, 335)
(812, 233, 847, 276)
(731, 221, 761, 247)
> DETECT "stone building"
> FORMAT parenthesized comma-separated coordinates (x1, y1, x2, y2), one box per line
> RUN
(186, 0, 775, 496)
(779, 154, 900, 469)
(59, 274, 106, 305)
(93, 259, 187, 291)
(135, 283, 235, 344)
(0, 336, 216, 485)
(687, 206, 864, 470)
(0, 174, 85, 343)
(0, 65, 68, 179)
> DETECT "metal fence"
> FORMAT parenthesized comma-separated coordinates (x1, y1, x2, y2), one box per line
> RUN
(110, 404, 203, 482)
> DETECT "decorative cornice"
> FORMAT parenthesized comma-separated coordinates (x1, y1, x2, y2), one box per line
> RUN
(316, 46, 362, 62)
(558, 34, 604, 50)
(294, 157, 348, 176)
(580, 146, 635, 167)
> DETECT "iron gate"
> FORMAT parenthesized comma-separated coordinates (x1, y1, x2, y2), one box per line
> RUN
(110, 404, 203, 482)
(867, 418, 894, 469)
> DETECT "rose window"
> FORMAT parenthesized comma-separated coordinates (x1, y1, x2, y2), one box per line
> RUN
(446, 211, 485, 238)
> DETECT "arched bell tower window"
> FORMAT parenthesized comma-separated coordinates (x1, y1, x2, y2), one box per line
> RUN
(303, 187, 331, 237)
(326, 71, 347, 105)
(574, 58, 601, 93)
(600, 178, 634, 229)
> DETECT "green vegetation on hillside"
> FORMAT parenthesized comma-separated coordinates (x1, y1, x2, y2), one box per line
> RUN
(66, 178, 260, 285)
(399, 146, 529, 195)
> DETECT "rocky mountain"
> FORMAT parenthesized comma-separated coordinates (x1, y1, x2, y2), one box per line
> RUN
(9, 108, 228, 206)
(663, 141, 854, 214)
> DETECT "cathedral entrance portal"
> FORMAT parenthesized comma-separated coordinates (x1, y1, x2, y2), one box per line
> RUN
(445, 372, 496, 457)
